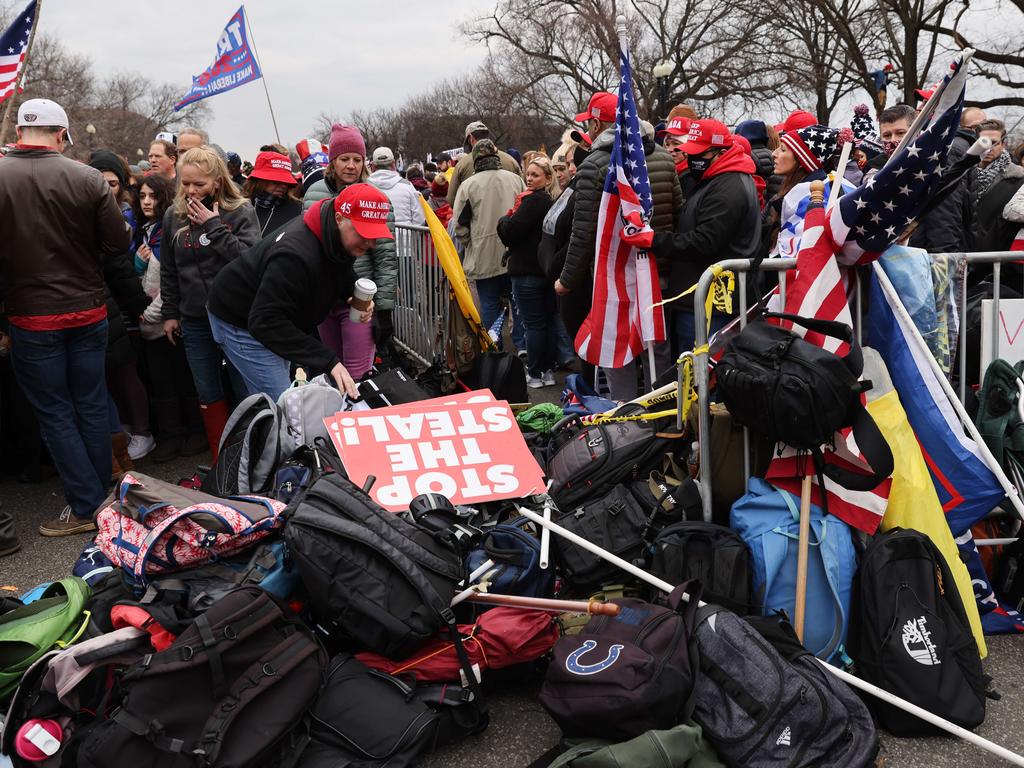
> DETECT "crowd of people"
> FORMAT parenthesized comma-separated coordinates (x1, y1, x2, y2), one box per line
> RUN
(0, 89, 1022, 557)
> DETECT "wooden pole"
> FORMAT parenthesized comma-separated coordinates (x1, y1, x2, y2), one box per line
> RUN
(242, 7, 281, 146)
(0, 0, 43, 146)
(793, 472, 813, 642)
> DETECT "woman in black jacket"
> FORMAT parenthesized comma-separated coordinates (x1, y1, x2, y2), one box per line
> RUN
(498, 156, 560, 388)
(244, 150, 303, 239)
(206, 183, 392, 400)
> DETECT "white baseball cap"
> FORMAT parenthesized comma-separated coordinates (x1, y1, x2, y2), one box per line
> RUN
(371, 146, 395, 166)
(17, 98, 73, 145)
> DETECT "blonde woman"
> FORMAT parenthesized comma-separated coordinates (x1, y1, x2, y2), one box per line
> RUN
(497, 156, 562, 387)
(159, 146, 259, 458)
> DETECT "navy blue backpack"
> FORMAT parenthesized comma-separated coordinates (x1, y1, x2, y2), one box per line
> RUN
(464, 518, 554, 603)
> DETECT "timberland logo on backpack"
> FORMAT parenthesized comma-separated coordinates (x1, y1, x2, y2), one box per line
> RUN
(902, 616, 941, 665)
(565, 639, 624, 675)
(775, 726, 792, 746)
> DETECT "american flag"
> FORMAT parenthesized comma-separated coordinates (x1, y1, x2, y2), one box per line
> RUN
(575, 42, 666, 367)
(0, 0, 36, 104)
(830, 53, 969, 266)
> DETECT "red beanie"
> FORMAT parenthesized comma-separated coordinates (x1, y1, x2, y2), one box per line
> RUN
(328, 123, 366, 163)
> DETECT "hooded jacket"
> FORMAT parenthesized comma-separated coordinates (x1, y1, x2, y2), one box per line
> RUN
(302, 176, 398, 311)
(560, 130, 682, 292)
(368, 169, 427, 226)
(207, 200, 357, 374)
(159, 202, 260, 321)
(651, 143, 761, 301)
(971, 162, 1024, 252)
(0, 147, 131, 319)
(453, 167, 525, 280)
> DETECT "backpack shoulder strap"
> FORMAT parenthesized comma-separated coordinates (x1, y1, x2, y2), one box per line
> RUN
(818, 405, 894, 492)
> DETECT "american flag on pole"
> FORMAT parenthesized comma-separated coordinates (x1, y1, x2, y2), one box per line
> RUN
(575, 42, 666, 367)
(763, 53, 971, 534)
(0, 0, 36, 104)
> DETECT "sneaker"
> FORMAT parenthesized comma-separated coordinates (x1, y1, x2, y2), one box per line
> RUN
(127, 433, 156, 461)
(542, 370, 557, 387)
(517, 349, 528, 362)
(39, 506, 97, 537)
(526, 375, 545, 389)
(0, 538, 21, 557)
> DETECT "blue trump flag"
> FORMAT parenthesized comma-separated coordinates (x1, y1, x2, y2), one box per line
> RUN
(175, 6, 262, 111)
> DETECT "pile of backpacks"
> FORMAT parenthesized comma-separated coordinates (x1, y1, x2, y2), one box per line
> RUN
(0, 366, 996, 767)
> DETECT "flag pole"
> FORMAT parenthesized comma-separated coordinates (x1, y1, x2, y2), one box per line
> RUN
(242, 6, 281, 146)
(0, 0, 43, 146)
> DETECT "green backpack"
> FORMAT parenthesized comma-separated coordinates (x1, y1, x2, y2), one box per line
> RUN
(0, 577, 92, 699)
(544, 723, 723, 768)
(976, 358, 1024, 486)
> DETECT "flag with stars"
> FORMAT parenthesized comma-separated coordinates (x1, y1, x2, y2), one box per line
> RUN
(575, 42, 666, 368)
(0, 0, 37, 104)
(831, 51, 969, 266)
(174, 6, 262, 111)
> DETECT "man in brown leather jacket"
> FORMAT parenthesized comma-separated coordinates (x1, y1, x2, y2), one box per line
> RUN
(0, 98, 131, 544)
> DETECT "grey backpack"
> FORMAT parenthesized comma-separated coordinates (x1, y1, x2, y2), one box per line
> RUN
(205, 393, 283, 496)
(690, 606, 877, 768)
(277, 374, 346, 460)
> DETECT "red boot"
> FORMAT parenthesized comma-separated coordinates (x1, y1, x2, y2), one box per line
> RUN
(199, 400, 231, 462)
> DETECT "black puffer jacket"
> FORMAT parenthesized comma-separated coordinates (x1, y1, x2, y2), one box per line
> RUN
(750, 144, 781, 206)
(497, 189, 552, 277)
(559, 130, 682, 291)
(909, 178, 969, 254)
(970, 163, 1024, 252)
(104, 251, 151, 369)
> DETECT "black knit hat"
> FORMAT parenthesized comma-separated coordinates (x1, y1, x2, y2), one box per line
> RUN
(88, 149, 127, 187)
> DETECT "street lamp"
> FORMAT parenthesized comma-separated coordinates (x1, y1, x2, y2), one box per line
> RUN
(85, 123, 96, 152)
(652, 61, 673, 122)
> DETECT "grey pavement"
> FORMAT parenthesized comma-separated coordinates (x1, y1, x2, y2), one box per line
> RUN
(2, 382, 1024, 767)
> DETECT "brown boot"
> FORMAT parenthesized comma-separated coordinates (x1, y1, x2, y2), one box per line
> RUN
(111, 432, 134, 481)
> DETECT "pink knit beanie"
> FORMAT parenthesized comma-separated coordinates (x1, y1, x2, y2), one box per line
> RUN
(328, 123, 366, 163)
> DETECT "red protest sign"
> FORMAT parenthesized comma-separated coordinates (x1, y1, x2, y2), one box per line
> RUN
(325, 400, 544, 512)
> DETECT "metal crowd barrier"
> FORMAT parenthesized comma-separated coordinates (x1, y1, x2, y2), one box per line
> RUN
(392, 223, 450, 368)
(690, 250, 1024, 524)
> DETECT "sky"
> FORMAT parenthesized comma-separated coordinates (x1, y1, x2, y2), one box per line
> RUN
(36, 0, 489, 159)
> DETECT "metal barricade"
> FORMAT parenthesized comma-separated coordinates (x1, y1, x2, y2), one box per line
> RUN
(690, 249, 1024, 524)
(392, 224, 451, 368)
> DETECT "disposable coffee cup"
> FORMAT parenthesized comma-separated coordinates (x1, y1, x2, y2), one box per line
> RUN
(349, 278, 377, 322)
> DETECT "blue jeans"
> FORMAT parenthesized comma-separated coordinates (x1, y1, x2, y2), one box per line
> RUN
(555, 314, 575, 365)
(180, 315, 244, 405)
(209, 311, 292, 400)
(673, 311, 732, 358)
(511, 275, 559, 378)
(475, 275, 524, 350)
(9, 320, 111, 519)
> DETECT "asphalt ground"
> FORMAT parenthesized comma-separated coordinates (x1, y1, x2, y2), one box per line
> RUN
(1, 373, 1023, 767)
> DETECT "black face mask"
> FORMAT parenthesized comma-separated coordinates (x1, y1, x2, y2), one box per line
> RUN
(688, 155, 713, 180)
(201, 195, 216, 210)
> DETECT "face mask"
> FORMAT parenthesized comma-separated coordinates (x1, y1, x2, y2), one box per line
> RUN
(688, 155, 712, 179)
(254, 192, 282, 208)
(883, 140, 899, 157)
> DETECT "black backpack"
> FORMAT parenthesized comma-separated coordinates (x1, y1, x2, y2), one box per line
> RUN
(715, 313, 892, 492)
(539, 583, 702, 741)
(996, 535, 1024, 614)
(850, 528, 988, 736)
(551, 484, 656, 591)
(283, 653, 487, 768)
(547, 416, 681, 509)
(650, 522, 753, 613)
(465, 350, 529, 403)
(78, 587, 326, 768)
(691, 605, 877, 768)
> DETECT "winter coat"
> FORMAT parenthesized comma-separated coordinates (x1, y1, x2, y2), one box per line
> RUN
(253, 197, 303, 240)
(159, 203, 260, 321)
(1000, 180, 1024, 243)
(447, 149, 523, 205)
(651, 144, 761, 302)
(560, 130, 682, 292)
(970, 163, 1024, 252)
(909, 179, 969, 254)
(139, 251, 165, 342)
(104, 251, 150, 369)
(537, 180, 577, 282)
(207, 200, 358, 375)
(368, 169, 427, 226)
(496, 189, 553, 277)
(0, 147, 131, 319)
(453, 168, 525, 280)
(948, 128, 978, 168)
(301, 177, 399, 311)
(429, 197, 453, 228)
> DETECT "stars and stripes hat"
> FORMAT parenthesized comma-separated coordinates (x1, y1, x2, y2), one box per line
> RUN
(677, 118, 732, 154)
(851, 104, 875, 141)
(17, 99, 73, 144)
(780, 124, 838, 172)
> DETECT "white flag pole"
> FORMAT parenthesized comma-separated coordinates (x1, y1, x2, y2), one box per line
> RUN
(517, 505, 1024, 766)
(242, 5, 281, 146)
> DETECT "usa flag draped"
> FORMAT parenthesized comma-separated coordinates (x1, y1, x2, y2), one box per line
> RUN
(763, 53, 970, 534)
(0, 0, 36, 104)
(575, 43, 666, 368)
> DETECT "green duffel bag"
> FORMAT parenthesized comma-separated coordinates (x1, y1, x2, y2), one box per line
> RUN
(0, 577, 92, 699)
(544, 723, 723, 768)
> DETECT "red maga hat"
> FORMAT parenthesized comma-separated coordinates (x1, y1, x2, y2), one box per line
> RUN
(249, 151, 297, 186)
(678, 119, 733, 154)
(574, 91, 617, 123)
(334, 183, 394, 240)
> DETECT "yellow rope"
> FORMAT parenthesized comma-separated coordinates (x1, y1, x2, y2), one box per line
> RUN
(650, 265, 735, 337)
